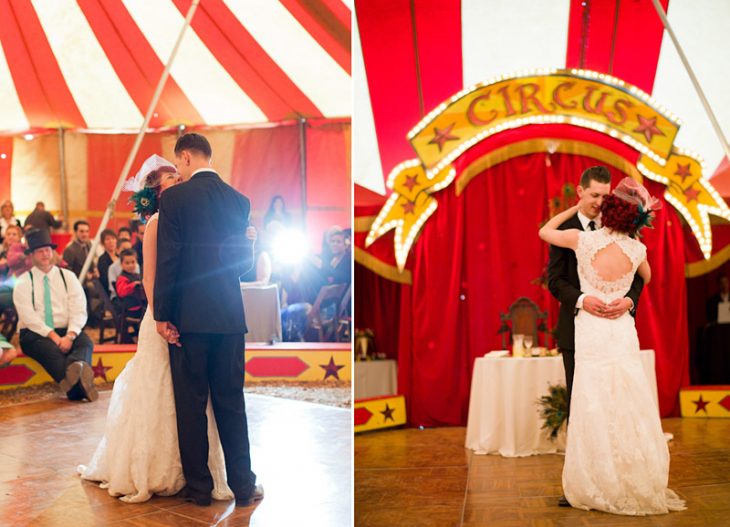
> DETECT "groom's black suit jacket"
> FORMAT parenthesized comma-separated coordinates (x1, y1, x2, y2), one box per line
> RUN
(154, 171, 254, 334)
(546, 213, 644, 350)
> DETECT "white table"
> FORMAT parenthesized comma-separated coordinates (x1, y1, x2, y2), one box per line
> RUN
(241, 284, 282, 343)
(354, 360, 398, 399)
(465, 350, 658, 457)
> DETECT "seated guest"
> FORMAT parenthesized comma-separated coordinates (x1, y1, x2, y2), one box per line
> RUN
(0, 200, 21, 242)
(706, 273, 730, 324)
(107, 238, 138, 299)
(132, 222, 145, 272)
(4, 224, 32, 275)
(0, 224, 29, 310)
(63, 220, 96, 279)
(280, 264, 312, 341)
(12, 229, 97, 401)
(117, 226, 132, 243)
(322, 228, 351, 286)
(263, 195, 292, 229)
(24, 202, 62, 234)
(63, 220, 102, 325)
(0, 333, 18, 366)
(115, 249, 145, 314)
(97, 229, 118, 295)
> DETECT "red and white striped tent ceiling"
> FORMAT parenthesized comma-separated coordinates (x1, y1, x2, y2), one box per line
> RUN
(0, 0, 351, 133)
(353, 0, 730, 199)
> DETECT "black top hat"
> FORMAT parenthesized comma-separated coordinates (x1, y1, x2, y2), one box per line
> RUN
(25, 229, 57, 255)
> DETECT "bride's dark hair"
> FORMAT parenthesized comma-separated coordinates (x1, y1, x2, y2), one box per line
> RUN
(600, 194, 641, 237)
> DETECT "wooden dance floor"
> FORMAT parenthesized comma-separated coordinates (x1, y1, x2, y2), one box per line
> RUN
(355, 418, 730, 526)
(0, 393, 351, 526)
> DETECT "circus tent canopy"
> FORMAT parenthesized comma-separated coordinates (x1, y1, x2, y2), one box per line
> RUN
(0, 0, 352, 133)
(0, 0, 352, 251)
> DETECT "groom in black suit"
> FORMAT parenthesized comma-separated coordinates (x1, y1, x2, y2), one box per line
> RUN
(154, 133, 262, 506)
(547, 165, 644, 507)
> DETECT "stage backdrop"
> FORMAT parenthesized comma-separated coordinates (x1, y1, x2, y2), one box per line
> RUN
(357, 150, 689, 427)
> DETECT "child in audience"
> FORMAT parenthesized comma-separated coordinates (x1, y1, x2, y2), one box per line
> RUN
(115, 249, 145, 314)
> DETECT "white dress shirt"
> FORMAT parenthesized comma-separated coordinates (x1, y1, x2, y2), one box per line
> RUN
(12, 265, 87, 336)
(191, 167, 218, 178)
(576, 210, 600, 231)
(575, 211, 600, 310)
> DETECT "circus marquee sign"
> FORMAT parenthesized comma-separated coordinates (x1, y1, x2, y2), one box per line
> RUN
(366, 69, 730, 270)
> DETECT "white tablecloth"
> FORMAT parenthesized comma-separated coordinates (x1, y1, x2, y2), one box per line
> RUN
(354, 360, 397, 399)
(465, 350, 658, 457)
(241, 284, 282, 343)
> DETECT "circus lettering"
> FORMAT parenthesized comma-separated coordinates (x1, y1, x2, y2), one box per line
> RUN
(370, 69, 730, 270)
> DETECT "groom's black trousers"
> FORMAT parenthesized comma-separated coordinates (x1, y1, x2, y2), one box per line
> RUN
(169, 333, 256, 498)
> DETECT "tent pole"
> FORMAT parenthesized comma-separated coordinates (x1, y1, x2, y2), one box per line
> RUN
(298, 117, 308, 229)
(651, 0, 730, 162)
(79, 0, 200, 280)
(57, 128, 69, 230)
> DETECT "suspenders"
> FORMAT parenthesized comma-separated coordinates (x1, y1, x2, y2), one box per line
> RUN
(28, 267, 68, 310)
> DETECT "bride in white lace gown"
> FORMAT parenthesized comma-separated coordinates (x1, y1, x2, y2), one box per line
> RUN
(539, 178, 685, 515)
(78, 157, 233, 503)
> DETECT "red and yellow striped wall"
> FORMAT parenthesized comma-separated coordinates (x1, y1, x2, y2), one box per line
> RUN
(0, 342, 351, 391)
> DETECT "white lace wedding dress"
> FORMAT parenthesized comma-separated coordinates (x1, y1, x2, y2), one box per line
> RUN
(78, 215, 233, 503)
(563, 228, 685, 515)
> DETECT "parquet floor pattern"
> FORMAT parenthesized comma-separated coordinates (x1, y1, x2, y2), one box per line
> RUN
(355, 418, 730, 527)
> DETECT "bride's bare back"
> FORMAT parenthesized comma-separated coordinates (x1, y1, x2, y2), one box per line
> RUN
(590, 242, 634, 283)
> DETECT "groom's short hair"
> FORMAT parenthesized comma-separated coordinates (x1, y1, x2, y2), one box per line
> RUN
(579, 165, 611, 188)
(174, 133, 212, 159)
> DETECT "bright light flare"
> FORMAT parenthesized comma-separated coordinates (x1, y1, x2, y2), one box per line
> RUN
(272, 228, 309, 265)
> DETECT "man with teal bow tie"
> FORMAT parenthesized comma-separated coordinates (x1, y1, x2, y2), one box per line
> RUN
(12, 229, 96, 401)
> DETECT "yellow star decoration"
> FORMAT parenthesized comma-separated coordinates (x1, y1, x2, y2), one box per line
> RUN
(637, 148, 730, 259)
(366, 161, 456, 271)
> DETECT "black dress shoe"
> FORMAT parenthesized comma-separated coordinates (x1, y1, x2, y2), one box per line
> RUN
(236, 484, 264, 507)
(558, 495, 570, 507)
(176, 487, 212, 506)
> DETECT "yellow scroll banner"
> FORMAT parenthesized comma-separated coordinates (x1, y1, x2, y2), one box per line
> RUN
(367, 69, 730, 270)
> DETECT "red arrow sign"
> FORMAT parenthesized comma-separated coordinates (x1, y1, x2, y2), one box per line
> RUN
(0, 364, 37, 386)
(354, 407, 373, 426)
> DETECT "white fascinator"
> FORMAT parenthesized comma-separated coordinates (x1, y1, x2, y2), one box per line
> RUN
(612, 177, 662, 212)
(123, 154, 176, 192)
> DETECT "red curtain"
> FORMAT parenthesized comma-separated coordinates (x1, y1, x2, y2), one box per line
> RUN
(230, 125, 302, 230)
(383, 152, 689, 427)
(354, 263, 402, 360)
(305, 120, 351, 249)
